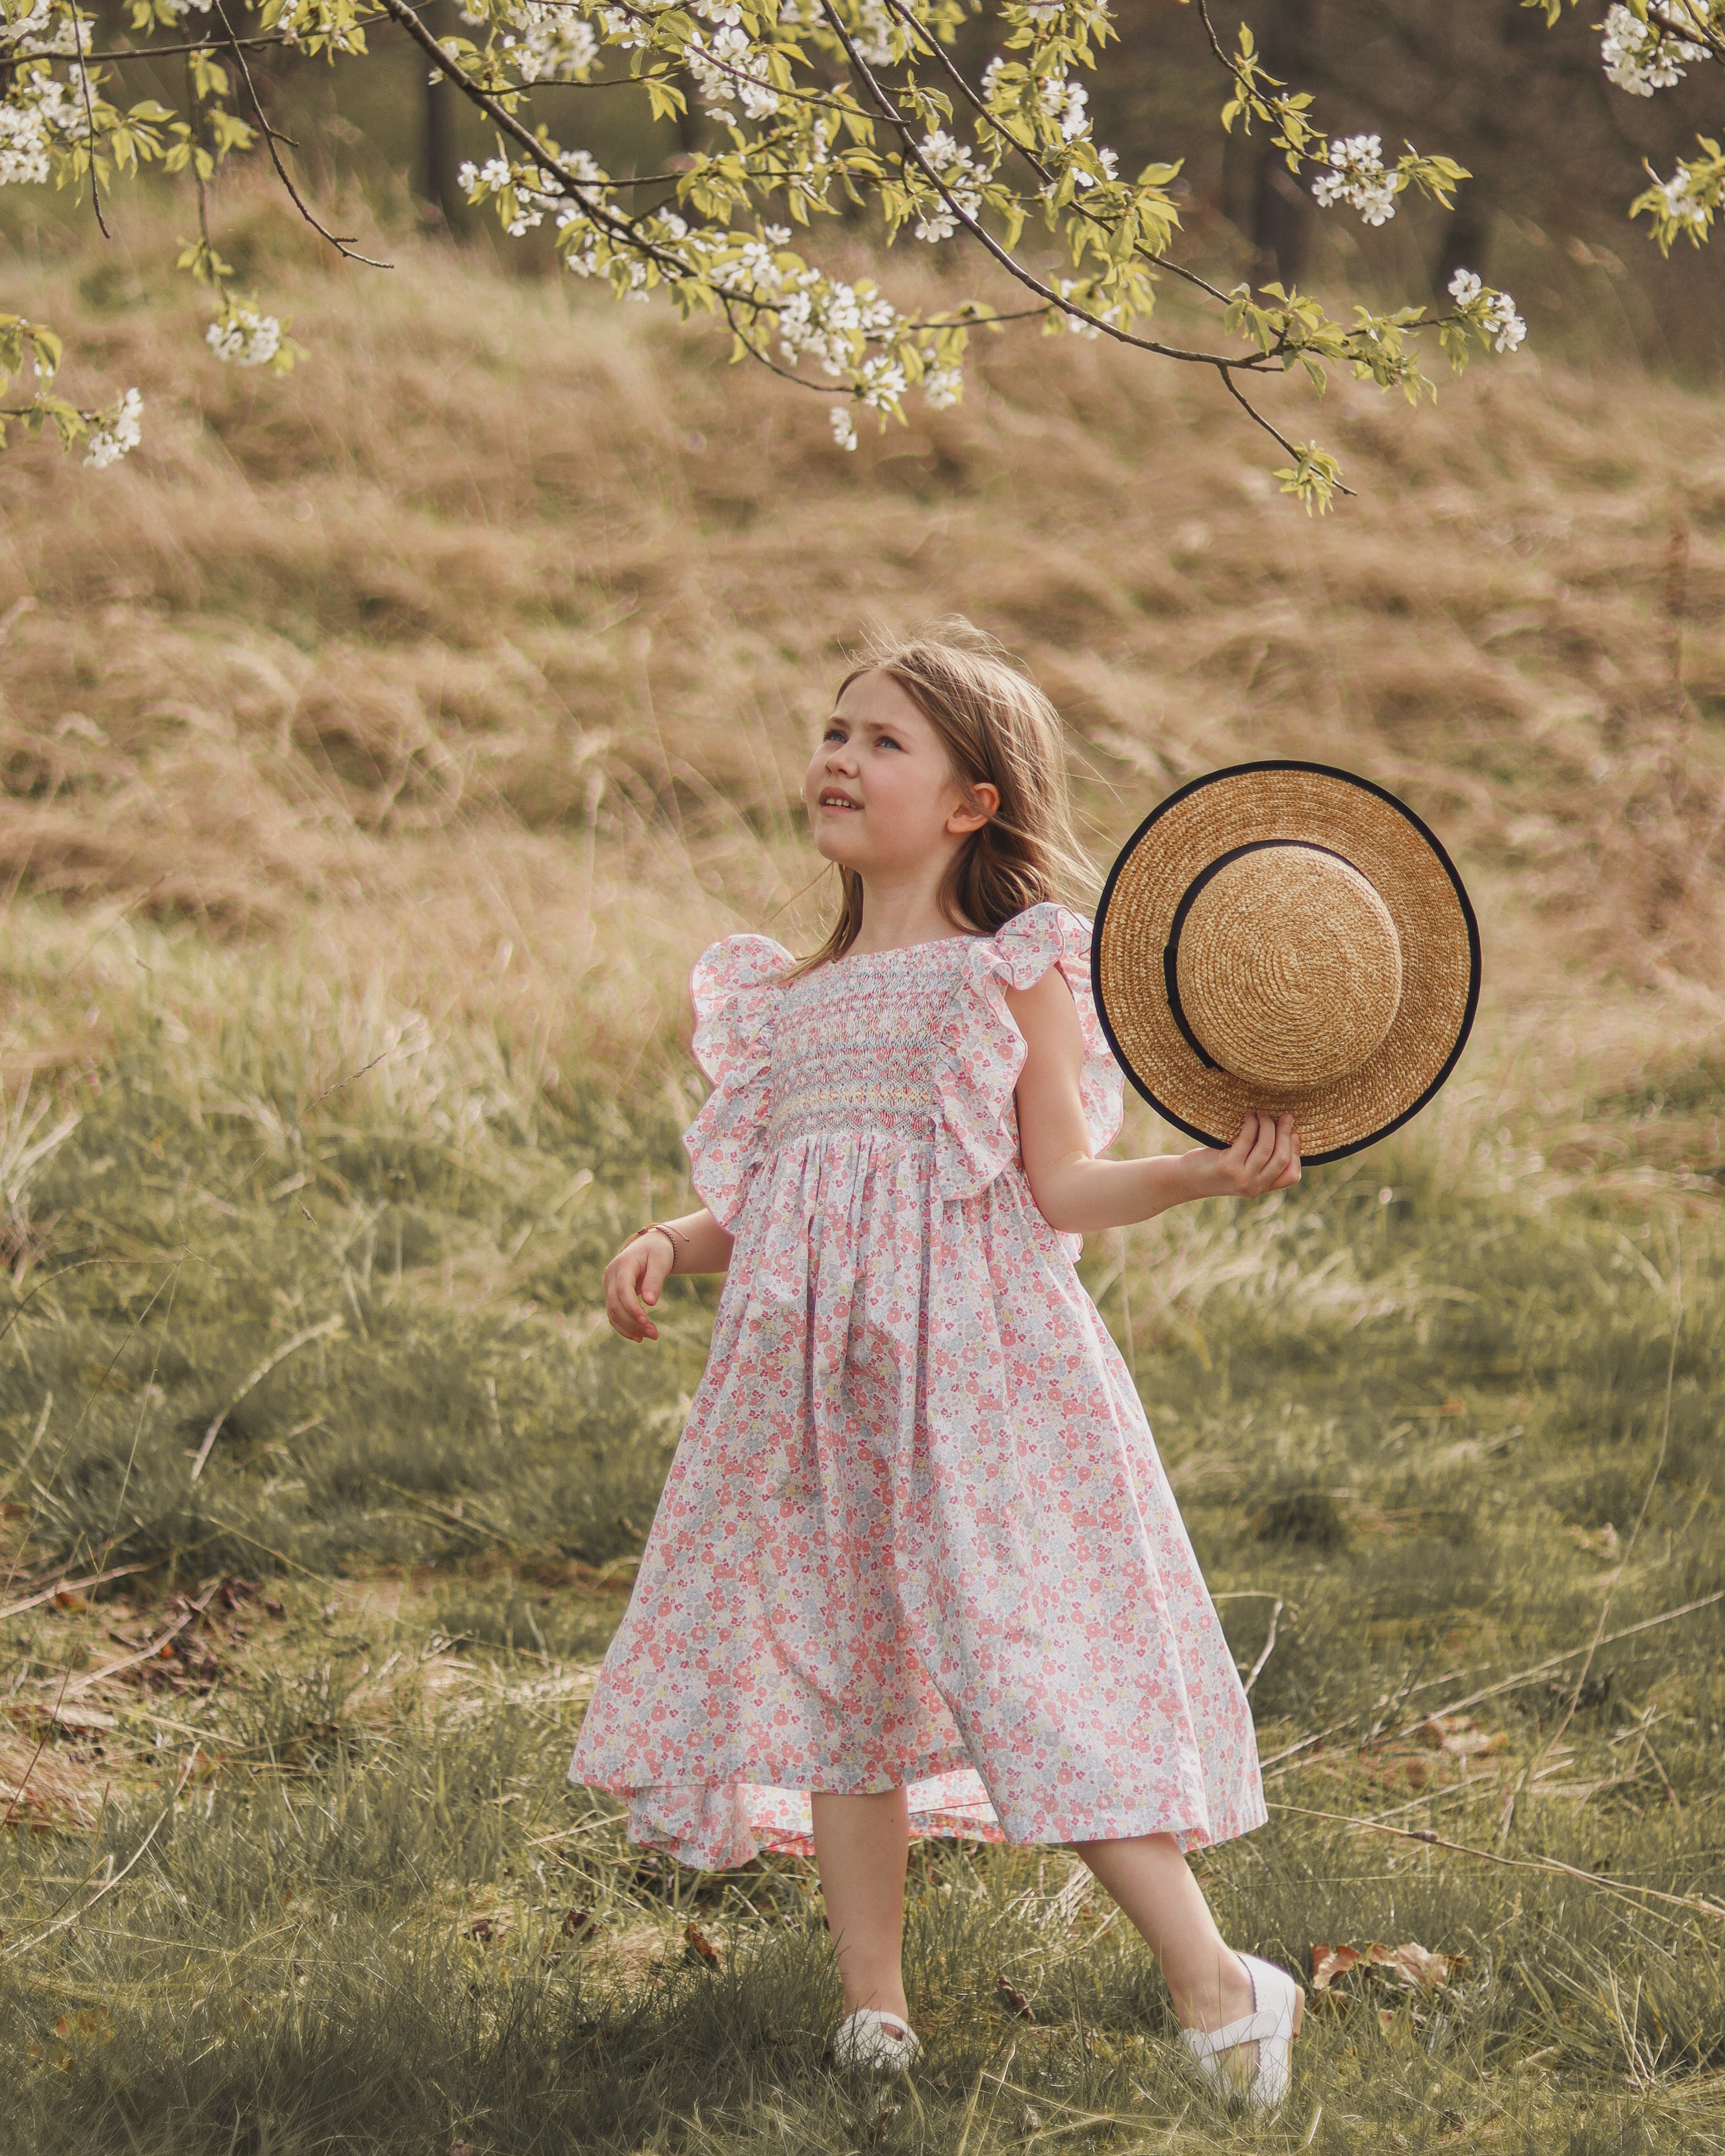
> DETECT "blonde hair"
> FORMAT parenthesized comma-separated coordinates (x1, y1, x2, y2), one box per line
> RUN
(800, 619, 1094, 971)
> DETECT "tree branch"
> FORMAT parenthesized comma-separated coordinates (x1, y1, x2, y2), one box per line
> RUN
(815, 0, 1276, 371)
(375, 0, 693, 280)
(877, 0, 1239, 310)
(211, 0, 392, 267)
(1216, 361, 1356, 496)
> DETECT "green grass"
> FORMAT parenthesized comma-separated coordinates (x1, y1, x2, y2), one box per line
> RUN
(1, 931, 1722, 2152)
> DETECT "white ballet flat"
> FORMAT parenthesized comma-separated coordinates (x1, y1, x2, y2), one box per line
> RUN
(829, 2007, 922, 2071)
(1181, 1952, 1303, 2111)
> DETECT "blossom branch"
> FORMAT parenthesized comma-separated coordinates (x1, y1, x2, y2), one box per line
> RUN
(815, 0, 1272, 371)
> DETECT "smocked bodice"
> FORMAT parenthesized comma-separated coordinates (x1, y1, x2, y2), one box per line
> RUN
(767, 942, 975, 1148)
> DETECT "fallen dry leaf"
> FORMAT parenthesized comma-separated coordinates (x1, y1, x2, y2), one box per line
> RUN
(996, 1974, 1035, 2020)
(684, 1921, 720, 1968)
(1312, 1939, 1465, 1998)
(1417, 1713, 1509, 1759)
(1367, 1940, 1465, 1988)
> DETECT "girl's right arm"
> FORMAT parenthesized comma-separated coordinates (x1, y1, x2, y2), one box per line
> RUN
(603, 1209, 733, 1343)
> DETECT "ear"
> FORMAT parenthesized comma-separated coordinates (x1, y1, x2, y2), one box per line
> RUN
(946, 781, 1000, 838)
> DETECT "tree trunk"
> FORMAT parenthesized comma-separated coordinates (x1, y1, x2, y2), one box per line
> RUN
(1251, 0, 1319, 283)
(1432, 186, 1493, 297)
(422, 0, 466, 232)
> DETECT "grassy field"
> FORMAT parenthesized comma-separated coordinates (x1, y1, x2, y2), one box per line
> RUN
(1, 189, 1724, 2151)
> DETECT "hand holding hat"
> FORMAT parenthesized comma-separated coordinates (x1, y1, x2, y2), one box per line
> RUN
(1092, 762, 1480, 1166)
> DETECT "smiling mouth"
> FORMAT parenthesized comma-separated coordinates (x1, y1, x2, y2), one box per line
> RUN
(818, 792, 861, 809)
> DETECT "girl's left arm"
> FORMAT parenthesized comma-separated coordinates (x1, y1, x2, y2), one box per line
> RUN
(1006, 970, 1300, 1234)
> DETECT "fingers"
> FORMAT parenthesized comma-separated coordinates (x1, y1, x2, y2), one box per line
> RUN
(604, 1241, 673, 1342)
(1268, 1115, 1302, 1188)
(1229, 1112, 1301, 1194)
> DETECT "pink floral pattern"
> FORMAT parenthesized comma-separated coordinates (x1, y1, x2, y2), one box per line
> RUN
(570, 904, 1267, 1869)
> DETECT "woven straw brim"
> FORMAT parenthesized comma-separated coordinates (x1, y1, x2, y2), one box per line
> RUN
(1092, 762, 1481, 1165)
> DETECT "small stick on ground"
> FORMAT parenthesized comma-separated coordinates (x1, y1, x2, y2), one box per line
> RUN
(1268, 1800, 1725, 1926)
(189, 1317, 344, 1481)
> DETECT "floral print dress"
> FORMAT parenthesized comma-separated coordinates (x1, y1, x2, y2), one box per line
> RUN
(570, 903, 1266, 1870)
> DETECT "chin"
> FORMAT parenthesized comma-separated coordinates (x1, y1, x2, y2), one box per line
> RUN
(811, 825, 864, 868)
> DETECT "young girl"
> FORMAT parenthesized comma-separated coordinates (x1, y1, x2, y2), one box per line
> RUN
(573, 623, 1305, 2107)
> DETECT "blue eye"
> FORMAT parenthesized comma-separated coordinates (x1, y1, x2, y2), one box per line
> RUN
(877, 734, 902, 751)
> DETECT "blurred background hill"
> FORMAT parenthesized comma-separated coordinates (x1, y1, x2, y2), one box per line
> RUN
(2, 177, 1724, 1091)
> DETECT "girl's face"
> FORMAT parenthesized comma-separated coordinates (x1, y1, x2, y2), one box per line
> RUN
(804, 669, 996, 879)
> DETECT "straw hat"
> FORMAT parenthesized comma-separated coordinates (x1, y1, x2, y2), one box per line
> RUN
(1091, 762, 1480, 1164)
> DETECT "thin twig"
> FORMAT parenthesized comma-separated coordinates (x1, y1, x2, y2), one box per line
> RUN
(1261, 1586, 1725, 1776)
(211, 0, 392, 266)
(1242, 1598, 1283, 1696)
(1268, 1801, 1725, 1926)
(1218, 362, 1357, 496)
(189, 1316, 344, 1481)
(0, 1561, 153, 1625)
(57, 1577, 222, 1698)
(73, 53, 110, 239)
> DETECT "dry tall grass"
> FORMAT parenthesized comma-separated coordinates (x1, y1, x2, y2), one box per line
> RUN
(2, 184, 1724, 1125)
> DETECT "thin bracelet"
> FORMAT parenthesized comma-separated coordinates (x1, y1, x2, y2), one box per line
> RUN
(633, 1222, 688, 1273)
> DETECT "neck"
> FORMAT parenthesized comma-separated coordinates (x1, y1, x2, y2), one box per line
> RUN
(847, 860, 970, 955)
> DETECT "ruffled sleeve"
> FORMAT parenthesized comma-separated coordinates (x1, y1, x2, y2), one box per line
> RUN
(935, 903, 1125, 1217)
(682, 934, 796, 1228)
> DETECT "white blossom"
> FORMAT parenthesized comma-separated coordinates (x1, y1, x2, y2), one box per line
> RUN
(0, 92, 53, 186)
(913, 129, 983, 242)
(1, 0, 56, 47)
(1072, 143, 1118, 190)
(1039, 71, 1090, 141)
(83, 386, 142, 469)
(1600, 2, 1706, 94)
(3, 0, 92, 58)
(829, 403, 858, 451)
(1448, 266, 1525, 353)
(206, 306, 283, 367)
(499, 3, 599, 84)
(0, 68, 88, 185)
(772, 268, 898, 375)
(686, 23, 781, 121)
(1485, 292, 1526, 351)
(923, 365, 963, 409)
(1311, 132, 1398, 225)
(857, 352, 907, 409)
(849, 0, 895, 66)
(1656, 167, 1710, 227)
